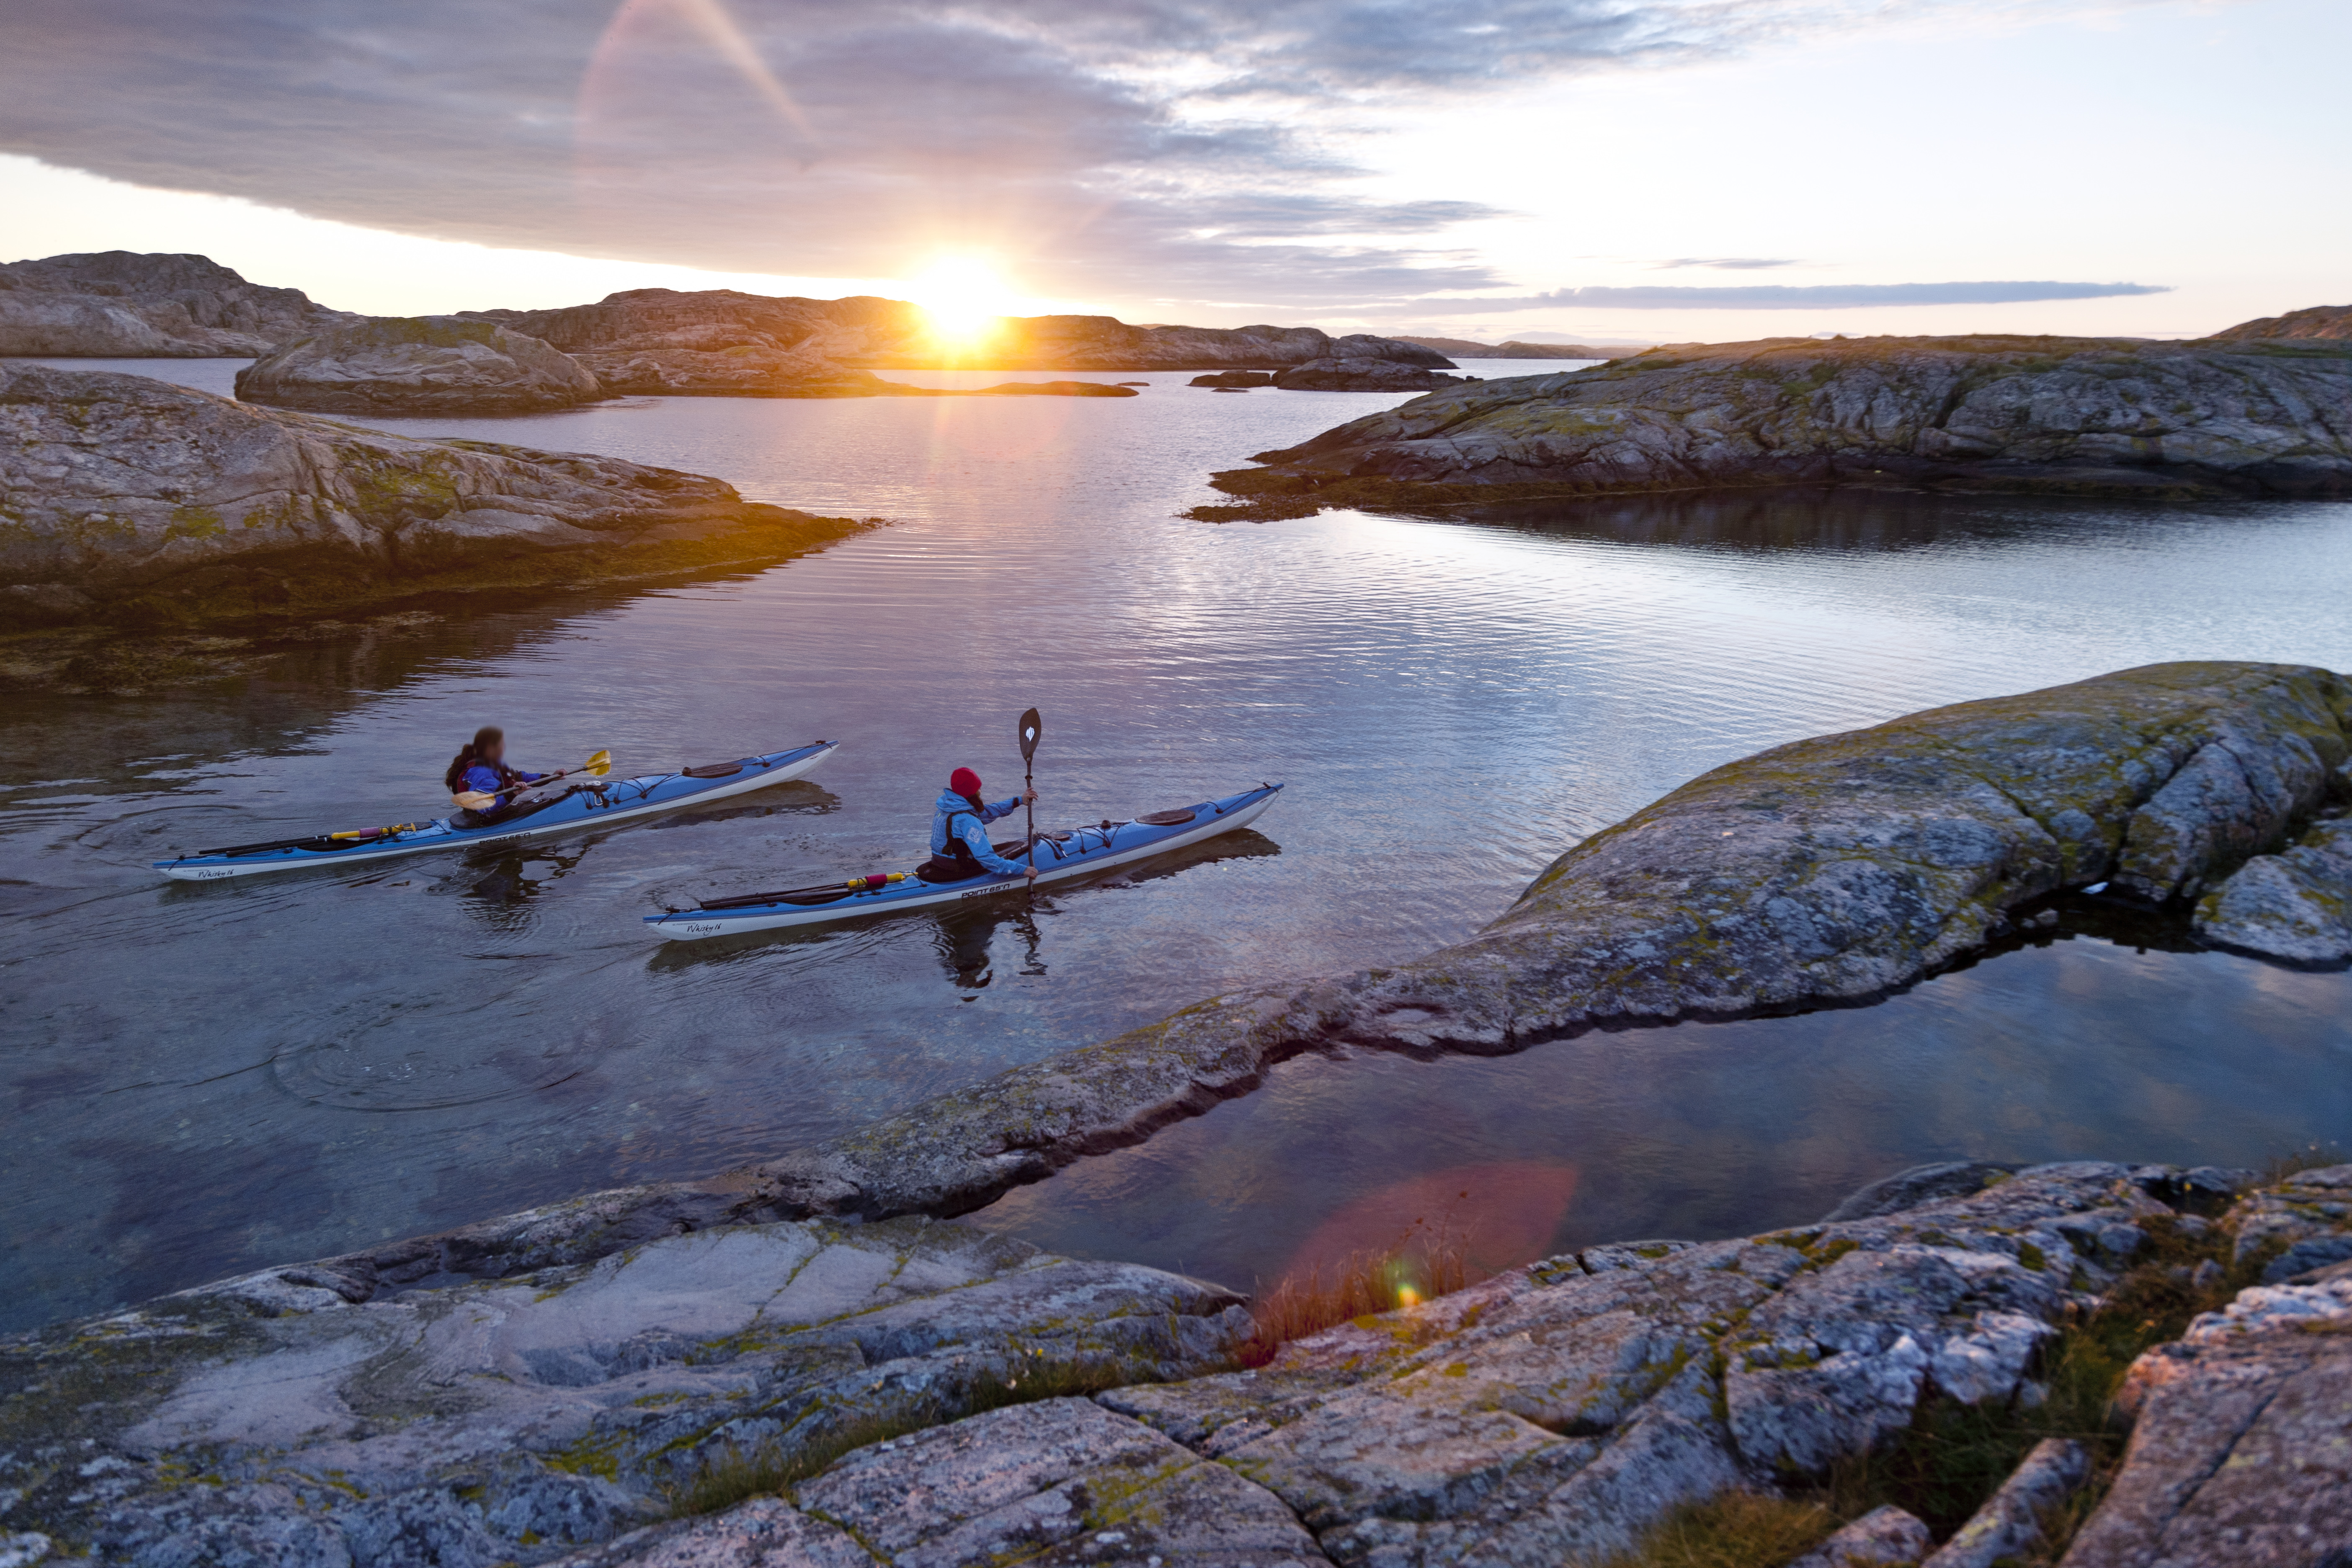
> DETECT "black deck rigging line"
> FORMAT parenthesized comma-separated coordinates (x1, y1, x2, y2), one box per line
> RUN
(698, 881, 853, 910)
(196, 833, 382, 858)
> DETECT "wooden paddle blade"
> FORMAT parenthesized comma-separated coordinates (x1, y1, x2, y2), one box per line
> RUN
(1018, 709, 1042, 762)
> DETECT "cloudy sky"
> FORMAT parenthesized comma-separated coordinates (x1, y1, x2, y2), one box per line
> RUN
(3, 0, 2343, 340)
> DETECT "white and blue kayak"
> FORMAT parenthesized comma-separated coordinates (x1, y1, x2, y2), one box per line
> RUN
(155, 741, 839, 881)
(645, 781, 1283, 941)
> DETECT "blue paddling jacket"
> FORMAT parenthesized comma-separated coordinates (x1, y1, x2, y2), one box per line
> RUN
(931, 787, 1028, 875)
(453, 761, 546, 808)
(449, 761, 545, 823)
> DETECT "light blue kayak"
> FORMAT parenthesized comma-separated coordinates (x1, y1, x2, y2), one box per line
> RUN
(645, 781, 1283, 940)
(155, 741, 839, 880)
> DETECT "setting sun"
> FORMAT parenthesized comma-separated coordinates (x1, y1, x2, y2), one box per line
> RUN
(906, 255, 1014, 342)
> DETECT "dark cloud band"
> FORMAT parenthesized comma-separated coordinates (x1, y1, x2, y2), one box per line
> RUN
(0, 0, 2139, 309)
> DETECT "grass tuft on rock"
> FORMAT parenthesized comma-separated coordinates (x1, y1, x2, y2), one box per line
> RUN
(1240, 1214, 1472, 1366)
(1598, 1492, 1839, 1568)
(1818, 1212, 2268, 1555)
(2263, 1140, 2347, 1184)
(1610, 1210, 2279, 1568)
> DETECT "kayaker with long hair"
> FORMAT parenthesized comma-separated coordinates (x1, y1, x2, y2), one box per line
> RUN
(444, 726, 562, 825)
(923, 766, 1038, 882)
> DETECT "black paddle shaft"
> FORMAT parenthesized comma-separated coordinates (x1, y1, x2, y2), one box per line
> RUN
(1018, 708, 1042, 868)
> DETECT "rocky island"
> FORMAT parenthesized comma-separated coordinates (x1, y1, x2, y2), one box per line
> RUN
(1400, 335, 1635, 359)
(233, 316, 607, 416)
(230, 300, 1144, 410)
(2209, 302, 2352, 340)
(0, 364, 864, 633)
(1192, 330, 2352, 520)
(2, 252, 1450, 406)
(475, 289, 1451, 397)
(0, 251, 359, 357)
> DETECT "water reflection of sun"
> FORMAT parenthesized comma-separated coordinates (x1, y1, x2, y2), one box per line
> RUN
(908, 256, 1016, 344)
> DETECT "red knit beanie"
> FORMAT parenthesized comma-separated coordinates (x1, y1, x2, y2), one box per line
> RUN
(949, 766, 982, 796)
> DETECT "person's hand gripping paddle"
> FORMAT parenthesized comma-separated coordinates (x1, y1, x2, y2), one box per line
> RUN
(1018, 708, 1042, 890)
(487, 750, 612, 799)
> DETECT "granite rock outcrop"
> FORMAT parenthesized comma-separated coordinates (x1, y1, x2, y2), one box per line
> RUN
(14, 1161, 2346, 1567)
(0, 364, 861, 630)
(0, 252, 358, 356)
(1269, 357, 1469, 392)
(489, 290, 907, 397)
(1787, 1505, 1931, 1567)
(480, 290, 1450, 394)
(2207, 302, 2352, 341)
(0, 1218, 1252, 1568)
(1194, 332, 2352, 520)
(2068, 1255, 2352, 1565)
(2193, 813, 2352, 964)
(235, 317, 606, 415)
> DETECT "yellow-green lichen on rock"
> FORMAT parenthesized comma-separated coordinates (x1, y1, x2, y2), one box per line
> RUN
(1191, 332, 2352, 521)
(0, 362, 871, 635)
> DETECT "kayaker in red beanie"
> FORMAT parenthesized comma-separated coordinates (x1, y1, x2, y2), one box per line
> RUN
(924, 766, 1037, 882)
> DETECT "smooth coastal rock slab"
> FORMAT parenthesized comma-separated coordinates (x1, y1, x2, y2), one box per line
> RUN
(2193, 814, 2352, 964)
(2065, 1244, 2352, 1566)
(0, 251, 357, 356)
(9, 1161, 2350, 1565)
(0, 364, 861, 630)
(550, 1402, 1332, 1568)
(788, 1397, 1328, 1566)
(1193, 331, 2352, 519)
(0, 1218, 1249, 1567)
(1111, 1163, 2148, 1565)
(235, 316, 604, 415)
(1787, 1505, 1932, 1568)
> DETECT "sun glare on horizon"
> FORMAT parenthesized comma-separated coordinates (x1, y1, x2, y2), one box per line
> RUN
(907, 255, 1017, 341)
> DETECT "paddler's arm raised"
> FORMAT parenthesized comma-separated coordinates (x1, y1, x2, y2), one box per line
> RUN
(977, 791, 1034, 820)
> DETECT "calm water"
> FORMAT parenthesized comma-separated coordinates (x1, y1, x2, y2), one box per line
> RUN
(2, 357, 2347, 1328)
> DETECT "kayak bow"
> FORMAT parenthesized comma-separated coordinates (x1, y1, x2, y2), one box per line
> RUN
(155, 741, 839, 880)
(645, 781, 1283, 941)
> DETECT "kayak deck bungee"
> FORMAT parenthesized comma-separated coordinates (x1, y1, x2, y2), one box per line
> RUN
(155, 741, 839, 880)
(645, 781, 1284, 941)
